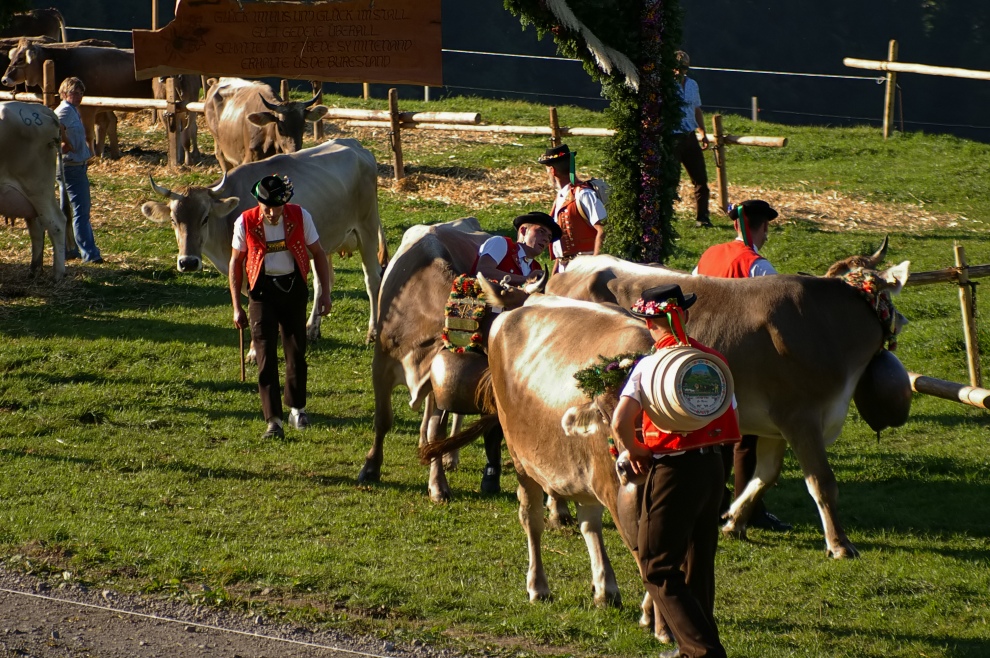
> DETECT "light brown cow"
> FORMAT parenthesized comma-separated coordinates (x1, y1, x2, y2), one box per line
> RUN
(546, 251, 910, 558)
(0, 101, 67, 278)
(203, 78, 328, 173)
(364, 217, 525, 502)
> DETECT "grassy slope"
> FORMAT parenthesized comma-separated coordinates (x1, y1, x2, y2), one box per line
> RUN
(0, 96, 988, 658)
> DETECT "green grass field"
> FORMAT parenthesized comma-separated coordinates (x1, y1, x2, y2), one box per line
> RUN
(0, 95, 988, 658)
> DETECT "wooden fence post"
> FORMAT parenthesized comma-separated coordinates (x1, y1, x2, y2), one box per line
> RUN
(549, 107, 561, 147)
(165, 77, 183, 169)
(42, 60, 57, 109)
(363, 82, 370, 100)
(751, 96, 759, 122)
(954, 242, 982, 387)
(712, 114, 729, 214)
(883, 39, 899, 139)
(388, 88, 404, 181)
(280, 79, 290, 101)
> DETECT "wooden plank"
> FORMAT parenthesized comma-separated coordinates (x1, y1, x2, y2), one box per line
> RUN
(324, 108, 480, 124)
(133, 0, 443, 86)
(883, 40, 898, 139)
(909, 372, 990, 409)
(388, 87, 403, 180)
(903, 264, 990, 287)
(844, 57, 990, 82)
(955, 243, 982, 387)
(713, 114, 729, 214)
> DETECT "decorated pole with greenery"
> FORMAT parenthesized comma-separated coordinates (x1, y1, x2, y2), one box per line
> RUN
(504, 0, 683, 264)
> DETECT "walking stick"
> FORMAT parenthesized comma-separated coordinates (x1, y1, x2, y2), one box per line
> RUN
(238, 327, 246, 382)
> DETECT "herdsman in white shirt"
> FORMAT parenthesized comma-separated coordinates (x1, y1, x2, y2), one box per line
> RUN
(539, 143, 606, 274)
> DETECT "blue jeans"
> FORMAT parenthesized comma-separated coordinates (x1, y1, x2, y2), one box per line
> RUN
(60, 163, 101, 262)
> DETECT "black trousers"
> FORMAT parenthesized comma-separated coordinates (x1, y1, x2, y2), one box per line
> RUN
(248, 272, 308, 422)
(673, 132, 711, 222)
(638, 448, 727, 658)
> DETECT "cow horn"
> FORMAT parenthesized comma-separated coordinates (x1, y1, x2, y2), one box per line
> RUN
(260, 93, 281, 112)
(302, 94, 320, 108)
(523, 269, 548, 294)
(866, 235, 889, 269)
(208, 171, 227, 196)
(149, 176, 180, 200)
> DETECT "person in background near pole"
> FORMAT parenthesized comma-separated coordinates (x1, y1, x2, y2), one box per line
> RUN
(693, 199, 793, 533)
(56, 77, 103, 264)
(539, 143, 606, 274)
(229, 174, 332, 440)
(611, 284, 740, 658)
(471, 211, 560, 493)
(673, 51, 713, 229)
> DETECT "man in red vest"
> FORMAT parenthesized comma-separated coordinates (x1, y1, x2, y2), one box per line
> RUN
(539, 144, 606, 275)
(228, 175, 332, 440)
(694, 199, 792, 532)
(472, 211, 559, 493)
(611, 284, 740, 658)
(474, 211, 560, 285)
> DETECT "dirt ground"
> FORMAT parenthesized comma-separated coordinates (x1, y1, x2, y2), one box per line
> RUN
(0, 566, 462, 658)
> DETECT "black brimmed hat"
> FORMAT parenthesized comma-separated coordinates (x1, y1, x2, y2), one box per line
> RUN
(513, 211, 562, 241)
(733, 199, 778, 224)
(630, 283, 697, 319)
(537, 143, 575, 166)
(252, 174, 294, 207)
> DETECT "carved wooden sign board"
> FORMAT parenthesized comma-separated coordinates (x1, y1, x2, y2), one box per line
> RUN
(133, 0, 441, 86)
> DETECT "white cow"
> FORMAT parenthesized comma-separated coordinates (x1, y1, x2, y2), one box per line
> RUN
(0, 101, 66, 278)
(140, 139, 388, 342)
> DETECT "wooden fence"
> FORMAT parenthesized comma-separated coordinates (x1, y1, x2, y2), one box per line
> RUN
(844, 40, 990, 139)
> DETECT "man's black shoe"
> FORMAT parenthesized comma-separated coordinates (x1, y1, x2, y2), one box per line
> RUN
(749, 510, 793, 532)
(261, 421, 285, 440)
(694, 219, 713, 228)
(480, 465, 501, 495)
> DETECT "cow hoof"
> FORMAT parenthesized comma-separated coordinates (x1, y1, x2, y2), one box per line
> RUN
(827, 542, 860, 559)
(480, 465, 501, 495)
(721, 522, 747, 541)
(366, 327, 377, 344)
(528, 590, 553, 603)
(547, 511, 575, 530)
(357, 461, 381, 484)
(429, 488, 451, 504)
(593, 589, 621, 608)
(441, 452, 460, 471)
(655, 627, 674, 645)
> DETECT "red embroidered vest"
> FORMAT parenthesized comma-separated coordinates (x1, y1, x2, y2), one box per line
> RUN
(471, 237, 543, 277)
(243, 204, 310, 290)
(551, 182, 598, 258)
(639, 336, 741, 454)
(696, 240, 762, 279)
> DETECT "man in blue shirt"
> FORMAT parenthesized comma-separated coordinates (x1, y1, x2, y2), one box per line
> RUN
(673, 51, 712, 228)
(56, 77, 103, 264)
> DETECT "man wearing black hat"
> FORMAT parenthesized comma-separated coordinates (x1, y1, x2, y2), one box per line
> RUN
(538, 144, 606, 273)
(229, 174, 332, 440)
(611, 283, 739, 658)
(694, 199, 793, 533)
(474, 211, 560, 286)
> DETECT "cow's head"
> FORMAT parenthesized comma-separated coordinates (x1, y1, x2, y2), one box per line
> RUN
(247, 93, 329, 154)
(141, 174, 240, 273)
(827, 239, 911, 349)
(1, 39, 41, 88)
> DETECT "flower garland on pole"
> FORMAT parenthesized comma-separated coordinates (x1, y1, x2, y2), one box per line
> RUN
(503, 0, 682, 264)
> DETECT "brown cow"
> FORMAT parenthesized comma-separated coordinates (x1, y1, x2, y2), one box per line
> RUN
(546, 250, 910, 559)
(203, 77, 328, 173)
(364, 218, 494, 501)
(0, 9, 65, 41)
(1, 39, 152, 158)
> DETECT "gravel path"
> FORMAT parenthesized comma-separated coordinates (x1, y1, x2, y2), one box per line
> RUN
(0, 567, 463, 658)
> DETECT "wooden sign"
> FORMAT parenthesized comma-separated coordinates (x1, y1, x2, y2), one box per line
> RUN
(133, 0, 442, 86)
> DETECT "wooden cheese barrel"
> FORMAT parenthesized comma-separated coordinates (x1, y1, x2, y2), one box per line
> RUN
(637, 345, 734, 432)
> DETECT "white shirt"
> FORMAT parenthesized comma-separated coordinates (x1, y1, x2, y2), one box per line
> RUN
(477, 236, 537, 277)
(232, 207, 319, 276)
(550, 183, 606, 259)
(691, 237, 778, 278)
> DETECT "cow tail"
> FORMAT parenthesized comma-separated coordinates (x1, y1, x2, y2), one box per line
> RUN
(376, 220, 390, 273)
(474, 369, 497, 415)
(418, 414, 499, 464)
